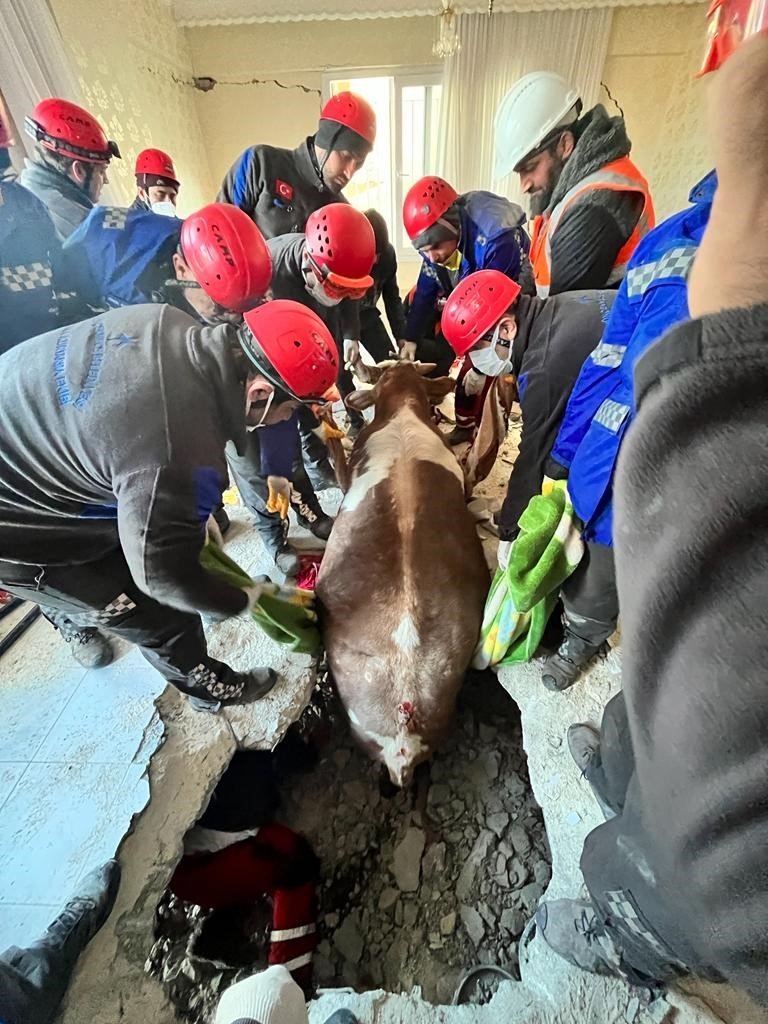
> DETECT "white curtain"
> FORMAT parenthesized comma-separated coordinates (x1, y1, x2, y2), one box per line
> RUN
(437, 8, 613, 203)
(0, 0, 83, 163)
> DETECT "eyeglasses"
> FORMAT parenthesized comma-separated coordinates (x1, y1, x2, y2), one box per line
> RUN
(306, 250, 370, 301)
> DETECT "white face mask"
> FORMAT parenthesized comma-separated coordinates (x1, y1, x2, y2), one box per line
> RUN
(246, 389, 275, 431)
(151, 200, 177, 218)
(468, 324, 512, 377)
(304, 275, 340, 308)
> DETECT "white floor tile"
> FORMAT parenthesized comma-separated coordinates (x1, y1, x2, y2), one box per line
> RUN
(0, 903, 58, 952)
(1, 617, 88, 761)
(34, 648, 163, 765)
(0, 764, 27, 811)
(0, 762, 128, 906)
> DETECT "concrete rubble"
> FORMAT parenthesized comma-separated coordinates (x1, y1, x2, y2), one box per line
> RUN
(57, 493, 768, 1024)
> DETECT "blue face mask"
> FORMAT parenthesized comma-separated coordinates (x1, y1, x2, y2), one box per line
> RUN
(151, 200, 177, 218)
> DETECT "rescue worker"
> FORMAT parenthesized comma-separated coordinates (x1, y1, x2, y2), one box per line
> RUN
(0, 177, 64, 354)
(130, 147, 179, 213)
(541, 169, 716, 692)
(359, 209, 405, 363)
(442, 269, 615, 540)
(400, 176, 532, 444)
(219, 93, 376, 440)
(218, 91, 376, 238)
(264, 203, 375, 475)
(494, 72, 654, 297)
(64, 202, 335, 574)
(19, 98, 120, 239)
(534, 28, 768, 1004)
(0, 299, 338, 708)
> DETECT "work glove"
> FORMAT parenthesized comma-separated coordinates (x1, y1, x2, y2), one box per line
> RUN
(398, 340, 417, 362)
(343, 338, 360, 370)
(311, 419, 346, 443)
(266, 476, 291, 519)
(497, 539, 512, 570)
(463, 368, 486, 397)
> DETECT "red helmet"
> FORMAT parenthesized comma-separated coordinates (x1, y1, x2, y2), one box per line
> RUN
(320, 92, 377, 147)
(699, 0, 768, 74)
(403, 176, 459, 243)
(135, 148, 179, 185)
(442, 270, 522, 357)
(240, 300, 339, 401)
(24, 98, 120, 164)
(180, 203, 272, 313)
(305, 205, 375, 292)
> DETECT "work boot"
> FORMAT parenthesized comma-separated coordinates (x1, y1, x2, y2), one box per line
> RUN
(297, 509, 333, 541)
(41, 859, 121, 955)
(221, 668, 278, 705)
(49, 613, 114, 669)
(540, 627, 608, 692)
(260, 527, 300, 577)
(534, 899, 618, 976)
(567, 723, 617, 820)
(306, 457, 338, 492)
(446, 424, 474, 446)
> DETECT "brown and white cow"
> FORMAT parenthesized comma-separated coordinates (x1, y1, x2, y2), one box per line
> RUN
(316, 362, 490, 787)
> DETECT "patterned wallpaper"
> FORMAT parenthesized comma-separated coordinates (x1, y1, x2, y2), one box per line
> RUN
(48, 0, 215, 213)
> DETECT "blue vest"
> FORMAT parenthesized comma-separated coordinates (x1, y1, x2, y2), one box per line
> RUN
(550, 171, 717, 546)
(64, 206, 181, 308)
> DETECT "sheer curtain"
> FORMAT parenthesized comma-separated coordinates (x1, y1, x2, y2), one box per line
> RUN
(0, 0, 83, 160)
(436, 8, 613, 202)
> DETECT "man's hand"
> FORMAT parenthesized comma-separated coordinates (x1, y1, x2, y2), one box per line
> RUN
(399, 340, 417, 361)
(689, 32, 768, 317)
(266, 476, 291, 519)
(343, 338, 360, 370)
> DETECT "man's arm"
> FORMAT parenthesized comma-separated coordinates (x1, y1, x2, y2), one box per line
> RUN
(616, 303, 768, 1001)
(115, 465, 247, 619)
(381, 248, 407, 340)
(481, 231, 525, 282)
(218, 147, 259, 213)
(548, 193, 643, 294)
(402, 263, 441, 344)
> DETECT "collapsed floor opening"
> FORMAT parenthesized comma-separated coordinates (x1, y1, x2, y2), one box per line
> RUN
(147, 668, 551, 1019)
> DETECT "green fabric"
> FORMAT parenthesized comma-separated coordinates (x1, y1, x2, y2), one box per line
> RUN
(474, 480, 583, 668)
(199, 542, 321, 655)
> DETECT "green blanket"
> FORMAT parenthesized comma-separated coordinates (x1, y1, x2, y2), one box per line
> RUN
(473, 479, 584, 668)
(200, 542, 321, 656)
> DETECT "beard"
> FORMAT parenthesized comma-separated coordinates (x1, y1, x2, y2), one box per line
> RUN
(527, 156, 565, 217)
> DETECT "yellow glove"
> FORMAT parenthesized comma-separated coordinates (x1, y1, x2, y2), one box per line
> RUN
(312, 420, 346, 442)
(266, 475, 291, 519)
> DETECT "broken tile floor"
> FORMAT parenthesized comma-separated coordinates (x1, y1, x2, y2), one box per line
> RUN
(1, 432, 767, 1024)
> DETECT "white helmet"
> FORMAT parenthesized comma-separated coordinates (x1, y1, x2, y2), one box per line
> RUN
(494, 71, 582, 182)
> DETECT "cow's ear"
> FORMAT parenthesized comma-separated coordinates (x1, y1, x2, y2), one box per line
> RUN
(423, 376, 455, 405)
(345, 389, 376, 411)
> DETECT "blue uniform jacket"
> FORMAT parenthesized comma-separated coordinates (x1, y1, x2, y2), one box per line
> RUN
(403, 190, 530, 342)
(550, 171, 716, 546)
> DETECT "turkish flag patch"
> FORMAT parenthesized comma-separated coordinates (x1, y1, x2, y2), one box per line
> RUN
(275, 179, 294, 202)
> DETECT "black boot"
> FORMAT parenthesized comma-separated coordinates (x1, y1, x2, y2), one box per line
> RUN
(446, 424, 474, 447)
(290, 486, 334, 541)
(534, 899, 620, 975)
(305, 457, 338, 492)
(42, 859, 121, 956)
(259, 525, 300, 577)
(540, 619, 610, 692)
(220, 668, 278, 705)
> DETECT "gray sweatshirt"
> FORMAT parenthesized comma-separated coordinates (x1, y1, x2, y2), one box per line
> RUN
(0, 304, 249, 618)
(607, 303, 768, 1001)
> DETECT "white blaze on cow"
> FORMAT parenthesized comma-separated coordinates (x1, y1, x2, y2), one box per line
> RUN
(316, 363, 490, 787)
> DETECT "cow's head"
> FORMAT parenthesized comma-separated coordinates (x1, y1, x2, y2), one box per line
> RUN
(346, 361, 455, 420)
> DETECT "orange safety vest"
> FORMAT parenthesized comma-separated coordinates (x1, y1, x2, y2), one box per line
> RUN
(530, 156, 655, 298)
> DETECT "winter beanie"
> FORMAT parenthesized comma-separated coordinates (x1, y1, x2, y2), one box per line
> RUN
(314, 119, 371, 156)
(412, 201, 461, 251)
(214, 965, 309, 1024)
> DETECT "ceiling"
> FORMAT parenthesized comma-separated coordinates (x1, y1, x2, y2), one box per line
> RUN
(174, 0, 694, 26)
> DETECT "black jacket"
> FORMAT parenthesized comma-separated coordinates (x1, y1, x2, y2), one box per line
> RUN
(497, 289, 616, 539)
(361, 243, 406, 340)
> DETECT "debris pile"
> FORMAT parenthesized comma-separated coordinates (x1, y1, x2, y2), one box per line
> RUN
(148, 671, 550, 1016)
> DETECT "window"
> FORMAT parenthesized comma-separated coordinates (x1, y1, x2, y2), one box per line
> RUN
(324, 69, 443, 262)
